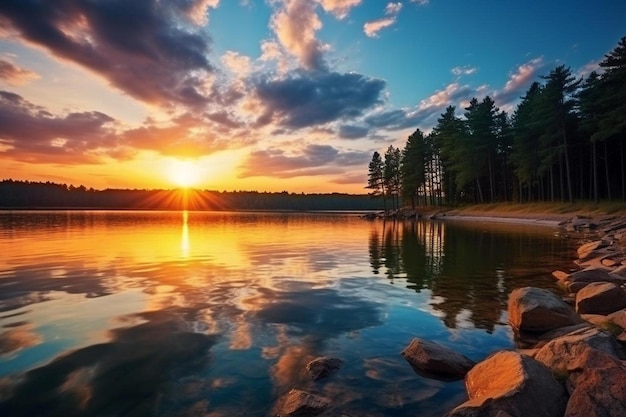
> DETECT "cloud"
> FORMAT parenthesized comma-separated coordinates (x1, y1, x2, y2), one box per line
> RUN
(451, 65, 478, 77)
(494, 57, 543, 107)
(253, 71, 385, 129)
(363, 2, 403, 38)
(0, 90, 252, 163)
(410, 0, 429, 5)
(270, 0, 327, 71)
(220, 51, 252, 77)
(316, 0, 362, 19)
(0, 90, 117, 164)
(239, 144, 370, 178)
(0, 0, 216, 108)
(385, 2, 403, 15)
(338, 124, 369, 139)
(0, 58, 39, 85)
(364, 83, 475, 130)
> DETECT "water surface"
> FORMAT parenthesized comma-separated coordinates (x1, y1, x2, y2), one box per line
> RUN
(0, 211, 577, 416)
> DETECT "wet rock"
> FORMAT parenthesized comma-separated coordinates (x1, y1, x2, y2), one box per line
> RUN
(508, 287, 584, 333)
(305, 357, 343, 381)
(534, 326, 625, 376)
(401, 338, 475, 379)
(445, 351, 567, 417)
(275, 389, 331, 417)
(564, 349, 626, 417)
(576, 282, 626, 315)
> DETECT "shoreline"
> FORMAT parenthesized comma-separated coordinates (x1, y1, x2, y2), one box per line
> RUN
(432, 213, 566, 227)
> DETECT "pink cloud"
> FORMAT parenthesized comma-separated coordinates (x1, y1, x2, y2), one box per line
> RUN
(317, 0, 362, 19)
(270, 0, 326, 71)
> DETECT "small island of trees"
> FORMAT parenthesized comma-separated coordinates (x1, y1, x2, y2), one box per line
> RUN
(367, 36, 626, 209)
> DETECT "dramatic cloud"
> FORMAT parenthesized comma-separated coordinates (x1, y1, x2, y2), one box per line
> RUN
(270, 0, 327, 71)
(317, 0, 362, 19)
(0, 90, 250, 163)
(0, 0, 216, 107)
(254, 71, 385, 128)
(494, 57, 543, 107)
(0, 90, 117, 163)
(364, 2, 403, 38)
(0, 58, 39, 85)
(239, 144, 370, 178)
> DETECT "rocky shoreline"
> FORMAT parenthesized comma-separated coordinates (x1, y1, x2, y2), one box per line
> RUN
(275, 214, 626, 417)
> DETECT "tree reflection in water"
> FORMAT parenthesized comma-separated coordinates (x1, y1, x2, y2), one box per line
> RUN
(369, 220, 575, 333)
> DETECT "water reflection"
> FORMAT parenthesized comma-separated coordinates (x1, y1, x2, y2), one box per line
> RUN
(368, 220, 575, 333)
(181, 210, 189, 258)
(0, 211, 577, 416)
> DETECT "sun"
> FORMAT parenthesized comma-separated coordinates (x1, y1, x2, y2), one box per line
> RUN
(166, 159, 203, 188)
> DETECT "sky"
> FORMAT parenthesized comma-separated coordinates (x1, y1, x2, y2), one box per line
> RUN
(0, 0, 625, 193)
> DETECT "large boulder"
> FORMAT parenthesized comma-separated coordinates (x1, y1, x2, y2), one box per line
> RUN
(534, 326, 625, 376)
(305, 356, 343, 381)
(445, 351, 567, 417)
(401, 338, 475, 379)
(274, 389, 331, 417)
(564, 349, 626, 417)
(576, 282, 626, 315)
(508, 287, 583, 333)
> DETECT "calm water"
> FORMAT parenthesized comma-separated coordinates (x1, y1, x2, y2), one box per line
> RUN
(0, 211, 577, 416)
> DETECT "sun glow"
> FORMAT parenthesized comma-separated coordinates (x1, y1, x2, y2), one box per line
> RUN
(166, 159, 204, 188)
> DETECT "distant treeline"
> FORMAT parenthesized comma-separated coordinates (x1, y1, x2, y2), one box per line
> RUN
(0, 179, 386, 211)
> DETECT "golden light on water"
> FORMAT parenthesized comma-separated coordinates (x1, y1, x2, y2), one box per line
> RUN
(181, 210, 189, 258)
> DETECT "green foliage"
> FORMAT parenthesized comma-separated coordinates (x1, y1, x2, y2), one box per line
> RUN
(369, 35, 626, 207)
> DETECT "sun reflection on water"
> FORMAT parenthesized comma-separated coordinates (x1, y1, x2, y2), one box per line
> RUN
(181, 210, 189, 258)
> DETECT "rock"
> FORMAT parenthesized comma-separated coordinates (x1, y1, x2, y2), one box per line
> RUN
(577, 240, 607, 259)
(551, 270, 569, 281)
(401, 338, 475, 379)
(275, 389, 331, 417)
(610, 264, 626, 277)
(564, 349, 626, 417)
(508, 287, 584, 333)
(608, 309, 626, 331)
(305, 357, 343, 381)
(576, 282, 626, 315)
(567, 268, 623, 285)
(445, 351, 567, 417)
(534, 326, 625, 376)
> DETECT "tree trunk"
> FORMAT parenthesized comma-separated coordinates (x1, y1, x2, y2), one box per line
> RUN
(604, 141, 612, 201)
(562, 124, 573, 204)
(593, 141, 598, 203)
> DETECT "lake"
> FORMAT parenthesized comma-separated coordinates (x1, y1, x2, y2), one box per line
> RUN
(0, 210, 578, 416)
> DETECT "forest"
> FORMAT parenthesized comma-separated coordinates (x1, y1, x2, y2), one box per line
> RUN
(0, 179, 385, 211)
(368, 36, 626, 208)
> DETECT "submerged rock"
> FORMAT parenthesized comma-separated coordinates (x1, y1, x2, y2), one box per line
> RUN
(305, 356, 343, 381)
(275, 389, 331, 417)
(508, 287, 583, 333)
(401, 337, 475, 379)
(445, 351, 567, 417)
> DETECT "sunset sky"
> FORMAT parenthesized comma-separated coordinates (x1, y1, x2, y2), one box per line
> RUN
(0, 1, 624, 193)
